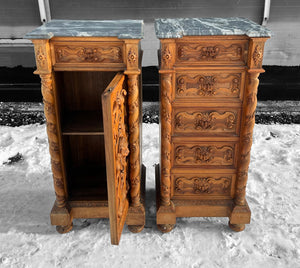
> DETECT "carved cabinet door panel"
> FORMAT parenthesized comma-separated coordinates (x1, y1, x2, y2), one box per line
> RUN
(102, 73, 129, 245)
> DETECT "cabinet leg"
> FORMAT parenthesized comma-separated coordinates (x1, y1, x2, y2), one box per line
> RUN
(127, 225, 144, 233)
(228, 221, 245, 232)
(56, 222, 73, 234)
(157, 224, 175, 233)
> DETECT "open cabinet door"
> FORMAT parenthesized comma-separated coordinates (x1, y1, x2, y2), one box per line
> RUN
(102, 73, 130, 245)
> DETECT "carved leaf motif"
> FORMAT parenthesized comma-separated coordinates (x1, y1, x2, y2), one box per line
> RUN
(199, 46, 220, 59)
(253, 45, 263, 66)
(176, 73, 241, 97)
(177, 43, 244, 62)
(55, 46, 122, 63)
(111, 87, 129, 220)
(175, 145, 234, 166)
(36, 46, 47, 69)
(128, 48, 137, 64)
(175, 176, 231, 195)
(175, 111, 237, 132)
(194, 146, 214, 163)
(162, 47, 172, 64)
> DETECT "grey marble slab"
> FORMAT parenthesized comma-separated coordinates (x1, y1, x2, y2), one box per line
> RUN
(155, 17, 272, 38)
(25, 19, 144, 39)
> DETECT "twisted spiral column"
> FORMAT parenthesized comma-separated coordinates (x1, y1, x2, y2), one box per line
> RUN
(235, 71, 259, 206)
(40, 73, 66, 208)
(160, 73, 172, 206)
(127, 74, 141, 207)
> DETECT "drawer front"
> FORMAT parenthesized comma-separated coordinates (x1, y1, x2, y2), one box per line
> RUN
(52, 42, 124, 66)
(172, 141, 238, 168)
(173, 107, 241, 136)
(171, 173, 236, 199)
(175, 70, 245, 100)
(176, 40, 248, 65)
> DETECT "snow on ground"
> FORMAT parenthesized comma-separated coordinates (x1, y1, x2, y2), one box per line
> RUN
(0, 123, 299, 267)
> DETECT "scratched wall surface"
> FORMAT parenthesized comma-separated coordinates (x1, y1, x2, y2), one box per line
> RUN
(0, 0, 299, 66)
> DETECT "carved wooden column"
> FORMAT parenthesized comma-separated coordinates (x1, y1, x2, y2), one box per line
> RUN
(160, 72, 172, 206)
(157, 40, 176, 232)
(124, 40, 145, 233)
(32, 39, 72, 233)
(127, 73, 141, 207)
(230, 37, 268, 231)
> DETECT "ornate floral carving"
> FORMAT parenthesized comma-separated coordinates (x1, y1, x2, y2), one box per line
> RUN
(253, 45, 263, 66)
(199, 46, 220, 59)
(199, 76, 217, 95)
(177, 43, 244, 62)
(175, 111, 237, 132)
(127, 74, 141, 208)
(194, 147, 214, 163)
(36, 46, 47, 69)
(128, 48, 137, 64)
(194, 113, 214, 129)
(111, 87, 130, 221)
(40, 74, 66, 208)
(54, 45, 123, 63)
(226, 114, 236, 129)
(160, 73, 172, 206)
(235, 72, 260, 206)
(175, 176, 231, 195)
(176, 73, 241, 97)
(175, 145, 234, 166)
(231, 77, 240, 93)
(162, 46, 172, 64)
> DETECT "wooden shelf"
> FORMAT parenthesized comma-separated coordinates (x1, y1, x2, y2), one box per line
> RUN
(62, 111, 104, 135)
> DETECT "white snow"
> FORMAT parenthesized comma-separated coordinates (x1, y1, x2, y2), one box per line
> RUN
(0, 123, 299, 267)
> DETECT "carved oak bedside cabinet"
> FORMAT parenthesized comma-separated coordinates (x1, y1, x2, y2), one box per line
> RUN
(25, 20, 145, 245)
(154, 18, 271, 233)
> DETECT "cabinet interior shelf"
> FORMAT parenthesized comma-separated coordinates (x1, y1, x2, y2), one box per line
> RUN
(62, 111, 104, 135)
(68, 166, 107, 201)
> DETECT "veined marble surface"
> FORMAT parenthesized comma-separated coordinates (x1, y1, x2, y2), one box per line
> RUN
(155, 17, 272, 38)
(25, 19, 144, 39)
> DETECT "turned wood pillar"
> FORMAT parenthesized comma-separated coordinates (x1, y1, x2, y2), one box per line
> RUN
(125, 40, 142, 208)
(159, 40, 175, 207)
(32, 40, 68, 209)
(160, 72, 172, 206)
(235, 37, 268, 206)
(127, 73, 142, 207)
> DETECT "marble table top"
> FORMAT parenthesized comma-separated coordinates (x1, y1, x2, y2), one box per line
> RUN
(155, 17, 272, 38)
(25, 19, 144, 39)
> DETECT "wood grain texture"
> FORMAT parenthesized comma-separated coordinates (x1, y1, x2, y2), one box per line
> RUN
(157, 34, 269, 232)
(127, 74, 142, 207)
(173, 108, 240, 136)
(176, 39, 248, 65)
(234, 37, 268, 207)
(175, 70, 245, 100)
(102, 73, 129, 245)
(173, 141, 237, 167)
(173, 174, 234, 197)
(31, 35, 143, 244)
(33, 40, 67, 209)
(160, 72, 173, 206)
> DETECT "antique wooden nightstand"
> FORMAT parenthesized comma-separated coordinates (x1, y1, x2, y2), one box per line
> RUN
(26, 20, 145, 245)
(155, 18, 271, 232)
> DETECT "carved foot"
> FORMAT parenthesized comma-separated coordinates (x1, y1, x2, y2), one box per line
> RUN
(228, 221, 245, 232)
(56, 222, 73, 234)
(157, 224, 175, 233)
(128, 225, 144, 233)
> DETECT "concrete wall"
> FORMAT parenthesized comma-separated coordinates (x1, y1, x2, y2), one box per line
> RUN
(0, 0, 299, 67)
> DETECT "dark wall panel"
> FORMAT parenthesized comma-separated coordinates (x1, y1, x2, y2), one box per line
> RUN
(0, 0, 40, 38)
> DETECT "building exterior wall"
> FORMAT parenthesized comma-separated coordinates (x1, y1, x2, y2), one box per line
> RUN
(0, 0, 299, 67)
